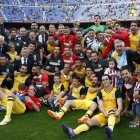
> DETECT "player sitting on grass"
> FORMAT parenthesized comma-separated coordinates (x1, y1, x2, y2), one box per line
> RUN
(48, 76, 100, 122)
(46, 73, 65, 109)
(61, 74, 123, 140)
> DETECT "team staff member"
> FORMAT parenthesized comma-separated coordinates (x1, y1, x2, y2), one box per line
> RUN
(43, 48, 64, 89)
(0, 54, 14, 89)
(89, 51, 107, 80)
(61, 74, 123, 140)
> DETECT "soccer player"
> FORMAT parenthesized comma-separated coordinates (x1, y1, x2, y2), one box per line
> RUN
(61, 74, 123, 140)
(129, 21, 140, 51)
(0, 88, 26, 125)
(47, 76, 100, 122)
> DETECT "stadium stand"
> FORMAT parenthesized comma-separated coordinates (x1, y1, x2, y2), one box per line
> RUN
(0, 0, 139, 22)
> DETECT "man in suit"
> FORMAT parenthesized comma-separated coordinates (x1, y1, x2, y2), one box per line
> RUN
(38, 25, 48, 46)
(9, 28, 23, 55)
(0, 35, 8, 55)
(14, 47, 34, 74)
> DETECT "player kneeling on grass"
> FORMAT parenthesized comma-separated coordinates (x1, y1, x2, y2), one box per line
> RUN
(61, 74, 123, 140)
(48, 76, 100, 122)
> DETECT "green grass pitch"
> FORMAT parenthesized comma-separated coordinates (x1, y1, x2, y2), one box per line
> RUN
(0, 107, 140, 140)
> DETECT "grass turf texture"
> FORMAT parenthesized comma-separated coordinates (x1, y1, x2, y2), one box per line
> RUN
(0, 107, 140, 140)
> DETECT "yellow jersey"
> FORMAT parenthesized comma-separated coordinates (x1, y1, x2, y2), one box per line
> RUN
(85, 87, 97, 100)
(74, 66, 86, 78)
(72, 86, 84, 99)
(85, 76, 92, 88)
(13, 75, 28, 91)
(97, 88, 122, 112)
(61, 73, 70, 92)
(53, 83, 64, 96)
(129, 32, 140, 51)
(47, 43, 55, 53)
(7, 51, 17, 62)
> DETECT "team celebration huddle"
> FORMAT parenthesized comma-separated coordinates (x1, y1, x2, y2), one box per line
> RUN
(0, 15, 140, 140)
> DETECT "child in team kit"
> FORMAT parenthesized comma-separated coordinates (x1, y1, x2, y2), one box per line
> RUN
(104, 58, 120, 88)
(46, 74, 65, 109)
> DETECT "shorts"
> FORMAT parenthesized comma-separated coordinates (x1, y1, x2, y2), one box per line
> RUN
(11, 96, 26, 114)
(73, 100, 95, 110)
(16, 94, 26, 102)
(132, 102, 140, 117)
(93, 112, 120, 127)
(66, 95, 76, 100)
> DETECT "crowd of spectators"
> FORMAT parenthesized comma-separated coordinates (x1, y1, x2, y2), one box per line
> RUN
(0, 0, 140, 22)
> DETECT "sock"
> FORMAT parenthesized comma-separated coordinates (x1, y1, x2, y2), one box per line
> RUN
(5, 96, 14, 120)
(108, 114, 116, 131)
(85, 110, 93, 117)
(57, 107, 68, 117)
(73, 123, 90, 135)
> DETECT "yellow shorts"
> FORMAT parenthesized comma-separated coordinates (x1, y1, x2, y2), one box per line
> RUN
(73, 100, 95, 110)
(93, 113, 120, 127)
(11, 97, 26, 114)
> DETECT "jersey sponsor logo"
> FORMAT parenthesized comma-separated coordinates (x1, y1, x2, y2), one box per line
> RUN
(49, 62, 60, 66)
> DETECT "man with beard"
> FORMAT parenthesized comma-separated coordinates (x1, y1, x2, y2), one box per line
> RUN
(72, 58, 86, 80)
(120, 66, 136, 115)
(27, 65, 49, 99)
(9, 28, 22, 55)
(12, 65, 28, 91)
(73, 43, 86, 61)
(84, 67, 94, 88)
(129, 21, 140, 51)
(74, 30, 84, 47)
(48, 76, 99, 122)
(89, 51, 107, 80)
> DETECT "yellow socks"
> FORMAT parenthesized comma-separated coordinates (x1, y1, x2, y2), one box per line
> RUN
(5, 96, 14, 119)
(57, 107, 68, 117)
(73, 124, 90, 135)
(86, 110, 93, 117)
(108, 114, 116, 131)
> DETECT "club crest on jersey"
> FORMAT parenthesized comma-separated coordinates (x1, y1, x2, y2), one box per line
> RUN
(98, 64, 101, 68)
(112, 94, 115, 98)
